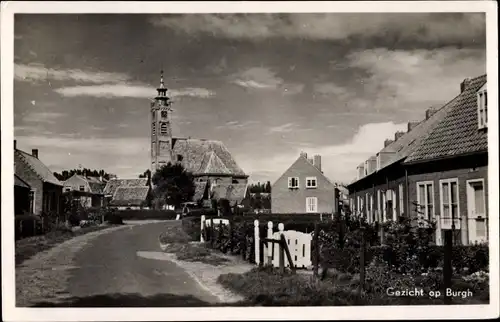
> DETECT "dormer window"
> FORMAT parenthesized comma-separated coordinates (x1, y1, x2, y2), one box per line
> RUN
(477, 85, 487, 129)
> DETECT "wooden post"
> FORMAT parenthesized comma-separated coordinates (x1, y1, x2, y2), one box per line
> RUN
(210, 218, 214, 248)
(279, 237, 285, 274)
(229, 218, 234, 253)
(267, 221, 274, 266)
(281, 234, 296, 274)
(359, 227, 366, 294)
(200, 215, 206, 242)
(254, 220, 260, 265)
(443, 230, 453, 304)
(313, 222, 320, 277)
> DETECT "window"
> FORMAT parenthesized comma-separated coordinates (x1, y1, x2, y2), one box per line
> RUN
(288, 177, 299, 189)
(386, 189, 396, 221)
(306, 177, 317, 188)
(161, 110, 168, 118)
(177, 154, 183, 162)
(477, 86, 487, 129)
(79, 185, 85, 191)
(65, 187, 71, 192)
(306, 197, 318, 213)
(399, 184, 404, 216)
(29, 189, 36, 214)
(440, 179, 460, 229)
(467, 179, 487, 244)
(369, 194, 374, 223)
(365, 193, 371, 221)
(381, 190, 387, 222)
(376, 190, 381, 222)
(416, 181, 434, 224)
(152, 123, 156, 136)
(160, 122, 168, 135)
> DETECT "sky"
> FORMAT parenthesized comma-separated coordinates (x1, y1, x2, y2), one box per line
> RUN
(13, 13, 486, 184)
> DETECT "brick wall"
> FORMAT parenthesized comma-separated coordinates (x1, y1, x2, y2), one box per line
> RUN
(407, 154, 488, 246)
(14, 152, 44, 215)
(272, 157, 335, 213)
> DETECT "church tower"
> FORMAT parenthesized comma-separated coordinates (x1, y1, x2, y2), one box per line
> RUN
(151, 70, 173, 172)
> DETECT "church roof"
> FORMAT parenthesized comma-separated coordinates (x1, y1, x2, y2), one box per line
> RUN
(172, 138, 247, 177)
(110, 186, 150, 206)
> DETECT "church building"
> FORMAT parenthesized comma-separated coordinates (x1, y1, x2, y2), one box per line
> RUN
(150, 71, 249, 206)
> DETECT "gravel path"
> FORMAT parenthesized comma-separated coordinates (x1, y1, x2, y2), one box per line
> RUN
(16, 224, 138, 307)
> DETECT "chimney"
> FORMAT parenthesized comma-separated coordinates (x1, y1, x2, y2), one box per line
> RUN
(394, 131, 405, 141)
(14, 140, 17, 150)
(460, 78, 471, 93)
(313, 155, 322, 172)
(99, 175, 103, 182)
(384, 139, 394, 147)
(300, 151, 308, 159)
(32, 149, 38, 159)
(425, 107, 438, 120)
(407, 121, 419, 132)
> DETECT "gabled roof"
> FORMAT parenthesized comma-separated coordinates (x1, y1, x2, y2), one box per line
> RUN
(211, 182, 248, 206)
(272, 154, 335, 187)
(14, 149, 62, 186)
(109, 186, 150, 206)
(405, 75, 487, 163)
(348, 86, 461, 186)
(14, 174, 31, 188)
(172, 138, 247, 177)
(193, 181, 208, 201)
(64, 174, 106, 194)
(103, 178, 148, 196)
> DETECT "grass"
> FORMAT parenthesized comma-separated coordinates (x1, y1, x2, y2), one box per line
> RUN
(15, 224, 120, 266)
(217, 266, 490, 306)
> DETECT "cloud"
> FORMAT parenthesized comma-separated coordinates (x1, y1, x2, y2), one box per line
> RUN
(268, 122, 295, 134)
(231, 67, 283, 89)
(314, 82, 351, 97)
(216, 120, 259, 130)
(150, 13, 485, 48)
(15, 64, 130, 84)
(240, 121, 407, 183)
(15, 135, 151, 178)
(346, 47, 486, 112)
(21, 111, 65, 124)
(54, 84, 215, 99)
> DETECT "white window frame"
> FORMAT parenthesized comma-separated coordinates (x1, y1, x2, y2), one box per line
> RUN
(376, 190, 381, 222)
(477, 85, 487, 129)
(466, 179, 487, 244)
(305, 176, 318, 189)
(416, 181, 435, 225)
(306, 197, 318, 213)
(30, 189, 36, 214)
(288, 177, 299, 189)
(160, 122, 168, 135)
(439, 178, 461, 230)
(381, 190, 387, 222)
(398, 184, 404, 217)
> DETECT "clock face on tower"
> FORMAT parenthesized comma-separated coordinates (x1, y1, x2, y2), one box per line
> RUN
(161, 111, 168, 118)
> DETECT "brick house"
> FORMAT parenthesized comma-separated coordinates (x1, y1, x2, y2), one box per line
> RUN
(14, 141, 63, 215)
(347, 75, 488, 246)
(272, 153, 337, 214)
(63, 173, 107, 208)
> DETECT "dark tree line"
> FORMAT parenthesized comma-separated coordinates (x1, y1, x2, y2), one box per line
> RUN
(248, 181, 271, 193)
(53, 169, 112, 182)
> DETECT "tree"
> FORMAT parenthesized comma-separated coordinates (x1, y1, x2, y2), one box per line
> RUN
(54, 168, 111, 181)
(151, 162, 195, 209)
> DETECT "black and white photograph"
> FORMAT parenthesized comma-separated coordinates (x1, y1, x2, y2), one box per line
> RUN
(1, 1, 498, 321)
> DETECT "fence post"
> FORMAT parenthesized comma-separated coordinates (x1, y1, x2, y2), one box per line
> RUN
(254, 219, 260, 265)
(267, 221, 273, 266)
(359, 227, 366, 294)
(320, 213, 323, 222)
(331, 213, 334, 221)
(443, 230, 453, 304)
(210, 218, 214, 248)
(200, 215, 206, 243)
(313, 222, 320, 277)
(278, 223, 285, 273)
(229, 217, 234, 254)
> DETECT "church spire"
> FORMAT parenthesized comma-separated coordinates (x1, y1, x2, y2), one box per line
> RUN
(159, 69, 165, 89)
(155, 69, 171, 106)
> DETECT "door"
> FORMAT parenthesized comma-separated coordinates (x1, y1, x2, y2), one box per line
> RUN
(467, 179, 487, 244)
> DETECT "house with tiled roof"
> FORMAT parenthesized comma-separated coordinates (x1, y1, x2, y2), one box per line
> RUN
(104, 178, 151, 209)
(14, 141, 63, 215)
(149, 70, 248, 205)
(347, 75, 489, 246)
(62, 173, 107, 208)
(272, 152, 338, 214)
